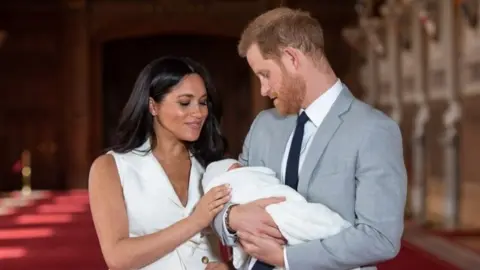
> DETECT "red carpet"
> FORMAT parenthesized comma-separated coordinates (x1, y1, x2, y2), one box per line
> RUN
(0, 191, 459, 269)
(378, 241, 458, 270)
(0, 191, 106, 270)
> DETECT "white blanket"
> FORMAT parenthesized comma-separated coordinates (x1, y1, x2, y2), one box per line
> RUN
(203, 165, 354, 270)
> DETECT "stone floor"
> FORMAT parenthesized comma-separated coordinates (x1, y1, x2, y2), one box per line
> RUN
(405, 177, 480, 268)
(448, 235, 480, 253)
(424, 177, 480, 229)
(403, 225, 480, 269)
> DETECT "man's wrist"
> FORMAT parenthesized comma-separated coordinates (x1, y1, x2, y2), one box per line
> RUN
(225, 203, 238, 233)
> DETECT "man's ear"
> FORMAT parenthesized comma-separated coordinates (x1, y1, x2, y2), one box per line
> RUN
(148, 98, 157, 116)
(280, 47, 301, 72)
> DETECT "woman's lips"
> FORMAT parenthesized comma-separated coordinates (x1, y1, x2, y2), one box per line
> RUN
(185, 122, 202, 129)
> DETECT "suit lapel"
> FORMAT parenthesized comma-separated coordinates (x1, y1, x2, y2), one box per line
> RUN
(297, 87, 355, 195)
(269, 115, 296, 181)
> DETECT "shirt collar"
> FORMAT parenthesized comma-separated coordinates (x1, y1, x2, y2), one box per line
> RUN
(301, 79, 343, 127)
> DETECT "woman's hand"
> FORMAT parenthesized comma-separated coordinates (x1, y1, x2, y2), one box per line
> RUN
(205, 261, 231, 270)
(191, 184, 231, 229)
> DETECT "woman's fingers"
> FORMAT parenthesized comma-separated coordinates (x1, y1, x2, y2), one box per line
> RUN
(210, 193, 230, 209)
(211, 204, 224, 215)
(213, 184, 230, 199)
(208, 195, 230, 213)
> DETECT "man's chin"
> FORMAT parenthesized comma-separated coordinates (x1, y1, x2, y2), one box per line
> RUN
(273, 99, 300, 116)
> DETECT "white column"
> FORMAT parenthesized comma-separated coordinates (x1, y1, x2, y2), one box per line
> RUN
(410, 1, 430, 225)
(356, 0, 382, 106)
(364, 19, 382, 106)
(365, 43, 380, 106)
(382, 0, 406, 217)
(441, 0, 462, 230)
(382, 0, 403, 124)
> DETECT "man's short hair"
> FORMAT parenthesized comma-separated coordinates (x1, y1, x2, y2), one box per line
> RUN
(238, 7, 325, 62)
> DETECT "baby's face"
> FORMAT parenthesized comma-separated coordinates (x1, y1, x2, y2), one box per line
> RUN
(227, 163, 242, 171)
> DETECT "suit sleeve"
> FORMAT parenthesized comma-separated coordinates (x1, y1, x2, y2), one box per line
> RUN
(285, 119, 407, 269)
(212, 111, 264, 245)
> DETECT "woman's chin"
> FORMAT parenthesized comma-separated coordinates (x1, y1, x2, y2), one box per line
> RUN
(179, 133, 201, 143)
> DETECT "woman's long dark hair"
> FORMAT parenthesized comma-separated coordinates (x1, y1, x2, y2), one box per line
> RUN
(109, 56, 227, 167)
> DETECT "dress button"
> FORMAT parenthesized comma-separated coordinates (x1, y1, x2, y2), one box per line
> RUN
(201, 256, 209, 264)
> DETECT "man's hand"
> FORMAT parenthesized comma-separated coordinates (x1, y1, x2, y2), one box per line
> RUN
(237, 231, 285, 267)
(229, 197, 286, 245)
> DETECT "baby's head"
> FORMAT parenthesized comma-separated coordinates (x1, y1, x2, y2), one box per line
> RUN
(203, 158, 242, 189)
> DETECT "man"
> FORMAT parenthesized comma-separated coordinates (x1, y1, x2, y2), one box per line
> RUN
(213, 7, 407, 270)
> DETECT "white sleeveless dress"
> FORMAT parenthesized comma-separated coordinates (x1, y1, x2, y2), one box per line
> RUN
(109, 141, 221, 269)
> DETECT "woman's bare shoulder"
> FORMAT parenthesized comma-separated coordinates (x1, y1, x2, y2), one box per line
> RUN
(91, 154, 116, 172)
(89, 154, 120, 187)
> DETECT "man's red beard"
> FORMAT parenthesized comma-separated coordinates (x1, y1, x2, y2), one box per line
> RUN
(271, 74, 306, 116)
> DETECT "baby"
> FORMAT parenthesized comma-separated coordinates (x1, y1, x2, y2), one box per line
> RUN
(203, 159, 357, 270)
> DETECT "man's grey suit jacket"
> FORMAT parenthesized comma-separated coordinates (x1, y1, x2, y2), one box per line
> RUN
(213, 86, 407, 270)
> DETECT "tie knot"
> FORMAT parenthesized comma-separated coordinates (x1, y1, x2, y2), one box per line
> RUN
(297, 111, 309, 125)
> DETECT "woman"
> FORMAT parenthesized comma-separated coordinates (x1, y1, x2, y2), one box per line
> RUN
(88, 56, 231, 270)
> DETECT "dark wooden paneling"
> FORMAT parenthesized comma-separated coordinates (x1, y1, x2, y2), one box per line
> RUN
(0, 10, 64, 191)
(0, 0, 366, 190)
(101, 35, 252, 157)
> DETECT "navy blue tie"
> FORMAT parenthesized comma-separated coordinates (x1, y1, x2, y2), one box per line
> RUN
(251, 112, 309, 270)
(284, 111, 309, 190)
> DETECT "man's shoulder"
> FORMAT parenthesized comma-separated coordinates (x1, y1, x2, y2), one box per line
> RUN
(255, 108, 290, 123)
(347, 98, 399, 130)
(246, 109, 293, 145)
(249, 108, 292, 130)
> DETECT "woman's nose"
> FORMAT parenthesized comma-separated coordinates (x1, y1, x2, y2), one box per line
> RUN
(190, 105, 204, 118)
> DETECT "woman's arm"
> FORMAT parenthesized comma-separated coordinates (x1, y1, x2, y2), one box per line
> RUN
(89, 154, 229, 270)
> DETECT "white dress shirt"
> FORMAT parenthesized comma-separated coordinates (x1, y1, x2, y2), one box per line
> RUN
(228, 79, 343, 270)
(279, 80, 343, 270)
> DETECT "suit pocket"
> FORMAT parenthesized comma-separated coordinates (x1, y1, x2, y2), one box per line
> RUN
(315, 157, 355, 177)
